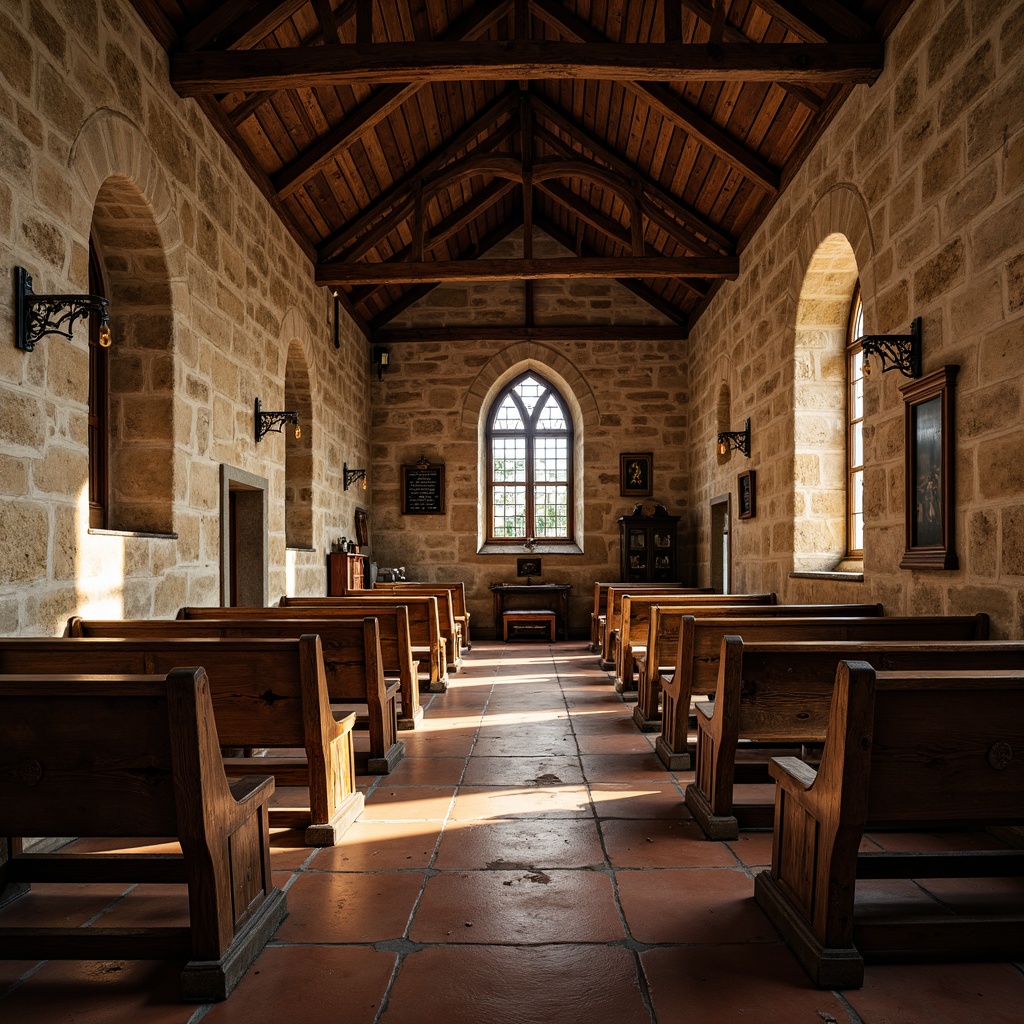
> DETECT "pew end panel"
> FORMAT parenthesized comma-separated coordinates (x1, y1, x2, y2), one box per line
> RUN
(0, 669, 287, 1001)
(754, 662, 1024, 988)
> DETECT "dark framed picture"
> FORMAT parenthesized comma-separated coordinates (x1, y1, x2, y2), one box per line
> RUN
(899, 365, 958, 570)
(517, 557, 542, 578)
(738, 470, 756, 520)
(620, 453, 653, 497)
(354, 507, 369, 549)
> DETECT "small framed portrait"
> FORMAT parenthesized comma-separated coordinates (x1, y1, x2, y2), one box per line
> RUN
(738, 470, 756, 520)
(354, 507, 369, 549)
(517, 557, 542, 578)
(620, 453, 653, 497)
(899, 365, 958, 570)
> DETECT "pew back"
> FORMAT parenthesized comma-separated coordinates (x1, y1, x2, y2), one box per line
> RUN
(590, 583, 713, 650)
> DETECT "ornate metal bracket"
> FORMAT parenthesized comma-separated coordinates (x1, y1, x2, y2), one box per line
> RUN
(15, 266, 110, 352)
(717, 418, 751, 458)
(343, 462, 367, 490)
(857, 317, 922, 379)
(255, 397, 300, 443)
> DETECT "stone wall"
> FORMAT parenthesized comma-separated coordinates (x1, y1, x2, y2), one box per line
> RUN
(685, 0, 1024, 637)
(0, 0, 371, 635)
(372, 229, 689, 636)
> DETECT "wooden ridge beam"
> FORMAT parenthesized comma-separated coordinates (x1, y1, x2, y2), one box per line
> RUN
(317, 255, 739, 286)
(270, 0, 513, 200)
(317, 91, 519, 260)
(373, 324, 689, 344)
(171, 41, 883, 92)
(530, 0, 782, 194)
(529, 97, 733, 254)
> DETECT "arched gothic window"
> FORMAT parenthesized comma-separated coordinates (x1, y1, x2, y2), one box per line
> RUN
(846, 285, 865, 556)
(88, 240, 108, 529)
(487, 372, 573, 542)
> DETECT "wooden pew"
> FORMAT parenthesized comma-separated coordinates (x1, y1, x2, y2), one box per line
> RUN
(589, 583, 713, 652)
(656, 613, 990, 770)
(598, 585, 736, 667)
(373, 581, 471, 651)
(616, 598, 880, 694)
(279, 595, 448, 691)
(0, 667, 287, 1001)
(175, 605, 422, 730)
(370, 583, 462, 667)
(0, 635, 364, 845)
(70, 616, 405, 772)
(686, 637, 1024, 839)
(754, 660, 1024, 988)
(631, 601, 882, 723)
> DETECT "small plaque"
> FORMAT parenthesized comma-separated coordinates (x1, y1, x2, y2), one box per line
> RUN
(401, 461, 445, 515)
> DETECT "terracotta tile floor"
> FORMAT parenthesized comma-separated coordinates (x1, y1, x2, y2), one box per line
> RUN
(2, 640, 1023, 1023)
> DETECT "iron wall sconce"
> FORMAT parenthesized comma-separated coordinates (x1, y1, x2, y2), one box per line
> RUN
(255, 397, 300, 443)
(717, 418, 751, 458)
(857, 317, 922, 378)
(343, 463, 367, 490)
(15, 265, 111, 352)
(373, 345, 390, 380)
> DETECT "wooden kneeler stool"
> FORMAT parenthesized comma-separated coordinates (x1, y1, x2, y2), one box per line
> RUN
(0, 668, 286, 1002)
(503, 609, 556, 642)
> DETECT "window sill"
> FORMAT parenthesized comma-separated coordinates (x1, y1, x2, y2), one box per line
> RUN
(789, 570, 864, 582)
(88, 528, 178, 540)
(477, 542, 583, 556)
(286, 546, 317, 553)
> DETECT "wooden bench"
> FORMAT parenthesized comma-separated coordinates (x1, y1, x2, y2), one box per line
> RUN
(175, 605, 422, 730)
(656, 613, 990, 770)
(373, 581, 471, 651)
(279, 595, 448, 691)
(616, 597, 879, 694)
(0, 667, 286, 1001)
(598, 589, 729, 667)
(686, 637, 1024, 839)
(589, 583, 713, 652)
(72, 615, 405, 772)
(754, 660, 1024, 988)
(631, 602, 882, 722)
(0, 635, 363, 845)
(503, 608, 556, 642)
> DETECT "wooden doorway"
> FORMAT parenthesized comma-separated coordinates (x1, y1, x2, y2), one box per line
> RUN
(710, 492, 731, 594)
(220, 465, 269, 606)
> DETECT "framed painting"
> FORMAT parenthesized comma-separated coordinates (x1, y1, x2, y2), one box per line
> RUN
(737, 470, 756, 520)
(620, 453, 653, 497)
(899, 365, 958, 569)
(517, 557, 542, 578)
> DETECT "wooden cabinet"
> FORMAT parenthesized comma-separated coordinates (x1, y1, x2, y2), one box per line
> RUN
(328, 552, 367, 595)
(618, 504, 680, 584)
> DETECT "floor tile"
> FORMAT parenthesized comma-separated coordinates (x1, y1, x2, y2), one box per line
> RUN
(581, 751, 672, 783)
(845, 961, 1024, 1023)
(461, 755, 584, 786)
(361, 785, 456, 821)
(91, 884, 190, 929)
(601, 819, 736, 868)
(275, 870, 423, 943)
(311, 820, 442, 870)
(642, 944, 849, 1024)
(616, 867, 776, 944)
(589, 782, 689, 819)
(450, 785, 592, 820)
(202, 946, 396, 1024)
(381, 945, 649, 1024)
(378, 755, 468, 786)
(725, 831, 774, 869)
(0, 883, 129, 929)
(410, 869, 623, 943)
(434, 818, 605, 870)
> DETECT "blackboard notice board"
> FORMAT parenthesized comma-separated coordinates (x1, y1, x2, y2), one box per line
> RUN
(401, 463, 446, 515)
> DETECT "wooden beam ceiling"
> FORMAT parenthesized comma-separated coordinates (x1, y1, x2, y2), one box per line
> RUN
(171, 41, 883, 93)
(317, 255, 740, 286)
(373, 325, 689, 344)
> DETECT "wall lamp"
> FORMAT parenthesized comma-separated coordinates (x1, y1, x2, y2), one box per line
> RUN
(255, 397, 300, 443)
(373, 345, 390, 380)
(15, 266, 110, 352)
(343, 463, 367, 490)
(857, 317, 922, 378)
(717, 418, 751, 458)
